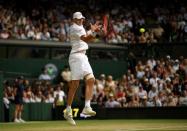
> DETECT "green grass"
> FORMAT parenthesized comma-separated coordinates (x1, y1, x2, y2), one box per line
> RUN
(1, 119, 187, 131)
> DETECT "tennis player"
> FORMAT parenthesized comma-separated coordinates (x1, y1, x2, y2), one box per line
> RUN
(64, 12, 101, 125)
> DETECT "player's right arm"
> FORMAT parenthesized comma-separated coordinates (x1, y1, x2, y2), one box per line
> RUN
(80, 22, 101, 42)
(80, 33, 94, 42)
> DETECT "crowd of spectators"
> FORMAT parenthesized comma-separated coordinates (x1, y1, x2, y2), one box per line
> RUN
(92, 56, 187, 108)
(3, 56, 187, 108)
(3, 79, 67, 110)
(3, 65, 71, 109)
(0, 0, 187, 43)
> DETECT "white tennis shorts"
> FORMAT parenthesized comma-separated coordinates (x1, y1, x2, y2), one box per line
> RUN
(69, 53, 94, 80)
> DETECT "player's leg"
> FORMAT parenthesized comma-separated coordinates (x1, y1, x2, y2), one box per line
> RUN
(14, 104, 20, 122)
(82, 74, 96, 116)
(66, 54, 81, 107)
(85, 74, 95, 105)
(64, 80, 79, 125)
(67, 80, 80, 107)
(18, 104, 25, 123)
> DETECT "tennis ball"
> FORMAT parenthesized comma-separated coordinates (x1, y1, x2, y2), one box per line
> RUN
(139, 28, 145, 33)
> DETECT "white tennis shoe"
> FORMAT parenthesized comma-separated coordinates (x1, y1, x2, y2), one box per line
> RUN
(14, 118, 20, 123)
(81, 107, 96, 116)
(19, 118, 26, 123)
(64, 109, 76, 126)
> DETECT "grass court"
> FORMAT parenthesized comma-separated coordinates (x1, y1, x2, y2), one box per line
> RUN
(1, 119, 187, 131)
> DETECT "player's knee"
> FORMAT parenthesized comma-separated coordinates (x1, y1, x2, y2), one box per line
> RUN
(85, 73, 95, 82)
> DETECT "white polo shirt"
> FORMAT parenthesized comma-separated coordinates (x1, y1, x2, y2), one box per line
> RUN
(69, 23, 88, 53)
(69, 23, 94, 80)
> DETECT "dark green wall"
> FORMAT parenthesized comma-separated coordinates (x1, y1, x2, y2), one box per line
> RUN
(8, 104, 187, 121)
(0, 72, 3, 122)
(8, 103, 53, 122)
(90, 60, 127, 79)
(0, 59, 127, 79)
(97, 107, 187, 119)
(0, 58, 68, 78)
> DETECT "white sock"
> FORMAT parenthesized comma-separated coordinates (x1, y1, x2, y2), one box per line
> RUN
(66, 106, 71, 111)
(85, 100, 91, 107)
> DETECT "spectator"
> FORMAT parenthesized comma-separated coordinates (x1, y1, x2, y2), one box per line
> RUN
(105, 93, 121, 108)
(149, 72, 160, 88)
(3, 92, 10, 110)
(3, 92, 10, 122)
(167, 95, 177, 107)
(38, 68, 52, 81)
(105, 75, 116, 91)
(35, 91, 44, 103)
(179, 90, 187, 106)
(45, 93, 55, 103)
(153, 96, 162, 107)
(138, 86, 147, 100)
(127, 94, 140, 107)
(116, 87, 126, 107)
(23, 86, 35, 103)
(53, 85, 66, 106)
(41, 27, 51, 40)
(97, 93, 105, 107)
(158, 91, 167, 106)
(27, 26, 36, 39)
(60, 65, 71, 94)
(139, 96, 149, 107)
(98, 74, 106, 86)
(34, 27, 42, 40)
(0, 29, 10, 39)
(148, 86, 158, 101)
(61, 65, 71, 83)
